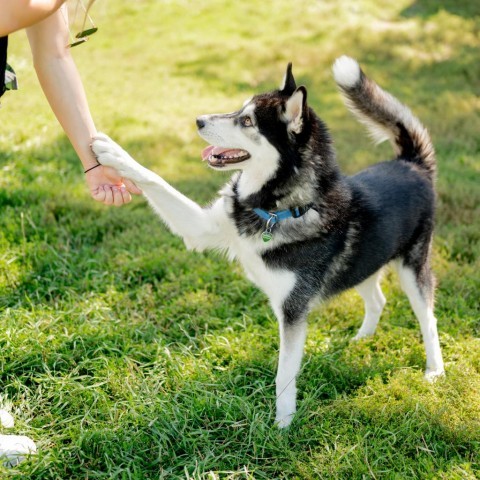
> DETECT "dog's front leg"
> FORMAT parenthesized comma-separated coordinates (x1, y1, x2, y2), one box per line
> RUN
(92, 133, 222, 250)
(274, 308, 308, 428)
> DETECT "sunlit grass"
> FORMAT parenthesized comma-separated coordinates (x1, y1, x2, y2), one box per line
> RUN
(0, 0, 479, 478)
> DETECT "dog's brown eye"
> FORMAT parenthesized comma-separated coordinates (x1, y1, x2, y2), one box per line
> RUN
(242, 116, 253, 127)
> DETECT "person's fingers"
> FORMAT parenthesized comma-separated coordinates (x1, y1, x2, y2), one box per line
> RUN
(103, 186, 114, 206)
(123, 178, 142, 195)
(91, 185, 106, 203)
(119, 185, 132, 204)
(90, 181, 136, 206)
(112, 187, 124, 207)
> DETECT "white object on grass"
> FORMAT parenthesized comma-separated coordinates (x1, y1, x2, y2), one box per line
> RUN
(0, 435, 37, 467)
(0, 410, 15, 429)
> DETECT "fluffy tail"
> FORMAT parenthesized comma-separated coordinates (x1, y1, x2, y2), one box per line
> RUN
(332, 56, 436, 180)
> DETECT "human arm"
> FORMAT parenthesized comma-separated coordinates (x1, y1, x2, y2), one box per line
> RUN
(0, 0, 66, 36)
(25, 7, 141, 205)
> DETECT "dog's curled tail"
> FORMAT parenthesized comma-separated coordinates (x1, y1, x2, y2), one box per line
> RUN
(332, 56, 436, 180)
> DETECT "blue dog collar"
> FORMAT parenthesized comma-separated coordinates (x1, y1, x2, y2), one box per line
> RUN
(253, 203, 313, 242)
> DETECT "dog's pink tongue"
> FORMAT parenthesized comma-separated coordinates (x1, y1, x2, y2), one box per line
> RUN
(201, 146, 233, 161)
(202, 146, 215, 161)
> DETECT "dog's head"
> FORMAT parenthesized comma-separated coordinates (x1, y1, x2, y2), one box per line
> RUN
(197, 64, 310, 175)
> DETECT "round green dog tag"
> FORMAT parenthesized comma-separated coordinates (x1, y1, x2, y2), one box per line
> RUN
(262, 231, 273, 242)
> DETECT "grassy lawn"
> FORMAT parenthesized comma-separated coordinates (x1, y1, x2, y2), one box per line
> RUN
(1, 0, 479, 478)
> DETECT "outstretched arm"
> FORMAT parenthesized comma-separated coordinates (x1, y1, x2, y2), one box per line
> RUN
(26, 7, 141, 205)
(0, 0, 65, 36)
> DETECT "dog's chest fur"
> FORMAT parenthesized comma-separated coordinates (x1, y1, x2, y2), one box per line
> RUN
(213, 179, 298, 303)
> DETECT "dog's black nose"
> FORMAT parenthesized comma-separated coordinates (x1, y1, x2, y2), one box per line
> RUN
(196, 117, 206, 129)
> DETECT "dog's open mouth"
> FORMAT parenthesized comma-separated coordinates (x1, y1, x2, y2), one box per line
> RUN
(201, 146, 251, 167)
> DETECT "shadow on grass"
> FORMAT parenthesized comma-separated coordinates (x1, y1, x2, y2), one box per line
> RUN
(15, 330, 477, 479)
(0, 133, 224, 307)
(2, 3, 479, 477)
(164, 0, 480, 106)
(401, 0, 480, 19)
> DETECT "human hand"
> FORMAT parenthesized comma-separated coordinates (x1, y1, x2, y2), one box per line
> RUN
(85, 164, 142, 206)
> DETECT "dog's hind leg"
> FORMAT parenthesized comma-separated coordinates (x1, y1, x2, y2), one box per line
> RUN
(353, 269, 386, 340)
(395, 261, 445, 380)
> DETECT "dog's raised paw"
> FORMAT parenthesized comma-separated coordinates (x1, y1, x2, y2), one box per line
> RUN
(92, 133, 146, 183)
(92, 133, 129, 168)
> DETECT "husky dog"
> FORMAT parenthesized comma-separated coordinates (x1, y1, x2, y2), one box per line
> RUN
(92, 56, 444, 428)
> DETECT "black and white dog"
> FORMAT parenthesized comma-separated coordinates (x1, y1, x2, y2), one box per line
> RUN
(92, 56, 444, 427)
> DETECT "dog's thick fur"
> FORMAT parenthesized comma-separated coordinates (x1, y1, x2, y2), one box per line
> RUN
(92, 56, 444, 428)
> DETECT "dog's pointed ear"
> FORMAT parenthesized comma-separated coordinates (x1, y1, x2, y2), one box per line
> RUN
(279, 62, 297, 96)
(284, 86, 307, 133)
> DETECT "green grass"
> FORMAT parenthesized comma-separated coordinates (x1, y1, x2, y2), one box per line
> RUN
(1, 0, 479, 478)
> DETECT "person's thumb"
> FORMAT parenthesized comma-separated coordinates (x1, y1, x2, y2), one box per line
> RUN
(123, 178, 142, 195)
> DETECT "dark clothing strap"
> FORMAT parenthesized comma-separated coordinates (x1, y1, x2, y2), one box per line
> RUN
(1, 36, 8, 98)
